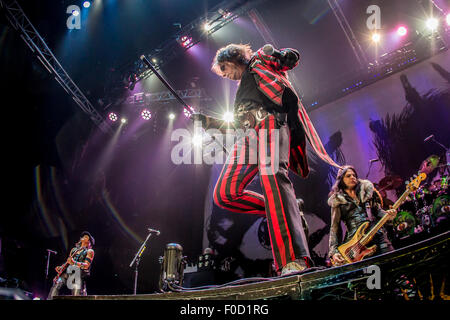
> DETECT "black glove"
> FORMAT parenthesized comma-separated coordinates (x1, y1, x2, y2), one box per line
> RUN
(281, 49, 300, 69)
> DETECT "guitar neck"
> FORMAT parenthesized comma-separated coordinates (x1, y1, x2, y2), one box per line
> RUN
(361, 188, 410, 246)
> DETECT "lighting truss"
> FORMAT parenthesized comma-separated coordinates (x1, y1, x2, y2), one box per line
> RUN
(126, 88, 211, 106)
(0, 0, 112, 134)
(121, 0, 268, 87)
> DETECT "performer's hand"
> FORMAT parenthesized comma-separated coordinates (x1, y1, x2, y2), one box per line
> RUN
(332, 253, 346, 266)
(386, 208, 397, 220)
(67, 257, 74, 265)
(281, 49, 299, 69)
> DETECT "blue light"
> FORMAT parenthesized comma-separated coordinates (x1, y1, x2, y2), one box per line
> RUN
(83, 1, 91, 8)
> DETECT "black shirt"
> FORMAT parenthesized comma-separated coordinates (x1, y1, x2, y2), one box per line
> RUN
(234, 68, 281, 112)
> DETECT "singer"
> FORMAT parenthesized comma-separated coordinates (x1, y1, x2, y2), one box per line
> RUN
(194, 43, 341, 275)
(327, 165, 396, 266)
(47, 231, 95, 299)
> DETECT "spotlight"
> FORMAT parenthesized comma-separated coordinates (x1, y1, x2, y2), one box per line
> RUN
(179, 35, 192, 48)
(218, 9, 232, 19)
(192, 134, 203, 147)
(108, 112, 118, 122)
(83, 1, 91, 8)
(397, 26, 408, 37)
(169, 113, 176, 120)
(152, 58, 158, 64)
(72, 9, 80, 16)
(223, 111, 234, 123)
(371, 33, 381, 43)
(184, 106, 194, 118)
(446, 13, 450, 26)
(120, 118, 128, 124)
(203, 22, 212, 31)
(141, 109, 152, 120)
(426, 18, 439, 31)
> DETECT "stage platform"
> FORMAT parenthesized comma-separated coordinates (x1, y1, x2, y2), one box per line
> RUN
(56, 230, 450, 300)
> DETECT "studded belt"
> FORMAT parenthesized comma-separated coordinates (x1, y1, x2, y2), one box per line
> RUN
(235, 102, 286, 129)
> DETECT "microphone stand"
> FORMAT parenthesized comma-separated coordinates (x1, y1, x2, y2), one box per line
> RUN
(129, 230, 154, 295)
(44, 250, 56, 294)
(366, 161, 375, 179)
(429, 136, 448, 152)
(139, 55, 229, 156)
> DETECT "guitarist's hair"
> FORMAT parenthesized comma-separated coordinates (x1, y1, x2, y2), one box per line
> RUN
(328, 165, 358, 197)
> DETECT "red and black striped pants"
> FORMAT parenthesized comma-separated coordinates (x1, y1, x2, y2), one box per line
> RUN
(213, 115, 310, 271)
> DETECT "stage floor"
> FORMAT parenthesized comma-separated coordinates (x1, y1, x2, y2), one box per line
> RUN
(55, 230, 450, 300)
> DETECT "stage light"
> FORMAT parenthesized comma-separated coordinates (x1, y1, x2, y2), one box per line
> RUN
(203, 22, 212, 31)
(426, 18, 439, 31)
(223, 111, 234, 123)
(218, 9, 232, 19)
(446, 13, 450, 26)
(152, 58, 158, 64)
(72, 9, 80, 16)
(397, 26, 408, 37)
(192, 134, 203, 147)
(169, 113, 175, 120)
(180, 35, 192, 48)
(120, 118, 127, 124)
(108, 112, 118, 122)
(371, 33, 381, 43)
(83, 1, 91, 8)
(184, 106, 194, 118)
(141, 109, 152, 120)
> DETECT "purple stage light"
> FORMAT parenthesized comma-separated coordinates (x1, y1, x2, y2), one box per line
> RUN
(141, 109, 152, 120)
(446, 13, 450, 26)
(180, 35, 193, 48)
(108, 112, 118, 122)
(397, 26, 408, 37)
(184, 106, 194, 118)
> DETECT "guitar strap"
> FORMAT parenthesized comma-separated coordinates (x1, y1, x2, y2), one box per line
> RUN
(365, 202, 375, 222)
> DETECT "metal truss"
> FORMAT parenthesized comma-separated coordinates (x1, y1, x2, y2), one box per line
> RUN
(0, 0, 112, 134)
(126, 88, 211, 106)
(122, 0, 268, 86)
(327, 0, 369, 69)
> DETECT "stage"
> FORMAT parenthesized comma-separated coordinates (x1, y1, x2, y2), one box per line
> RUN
(55, 230, 450, 300)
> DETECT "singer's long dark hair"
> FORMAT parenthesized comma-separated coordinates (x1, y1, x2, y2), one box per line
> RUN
(211, 43, 253, 75)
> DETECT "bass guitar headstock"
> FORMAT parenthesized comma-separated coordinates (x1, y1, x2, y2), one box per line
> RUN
(405, 172, 427, 192)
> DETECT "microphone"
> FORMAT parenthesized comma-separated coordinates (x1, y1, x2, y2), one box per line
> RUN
(47, 249, 57, 254)
(369, 159, 379, 163)
(424, 134, 434, 142)
(262, 44, 286, 62)
(148, 228, 161, 236)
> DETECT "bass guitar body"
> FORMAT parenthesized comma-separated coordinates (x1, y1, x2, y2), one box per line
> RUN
(337, 222, 377, 264)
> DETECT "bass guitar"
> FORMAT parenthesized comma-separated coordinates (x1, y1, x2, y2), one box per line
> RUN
(334, 172, 426, 265)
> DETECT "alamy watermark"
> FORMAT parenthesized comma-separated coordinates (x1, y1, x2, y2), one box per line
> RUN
(364, 265, 381, 289)
(65, 265, 82, 290)
(366, 5, 381, 30)
(170, 121, 280, 174)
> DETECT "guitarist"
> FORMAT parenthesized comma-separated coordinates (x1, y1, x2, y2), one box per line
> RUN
(327, 166, 396, 266)
(47, 231, 95, 299)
